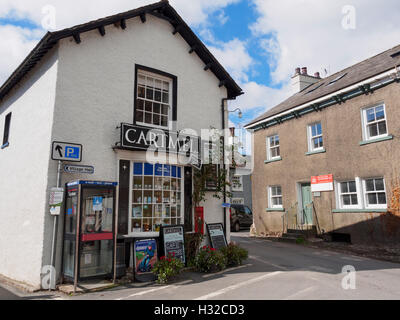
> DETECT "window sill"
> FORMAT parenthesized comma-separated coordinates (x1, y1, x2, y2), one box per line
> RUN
(266, 208, 285, 212)
(264, 157, 282, 164)
(305, 148, 326, 156)
(333, 209, 387, 213)
(1, 142, 9, 150)
(359, 135, 393, 146)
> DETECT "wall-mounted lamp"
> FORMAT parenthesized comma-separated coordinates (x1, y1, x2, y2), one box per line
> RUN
(229, 108, 243, 119)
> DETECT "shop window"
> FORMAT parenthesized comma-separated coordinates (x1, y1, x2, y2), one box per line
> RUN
(131, 162, 183, 233)
(268, 186, 282, 209)
(307, 122, 323, 152)
(362, 178, 387, 209)
(266, 135, 280, 160)
(362, 104, 388, 141)
(135, 69, 173, 129)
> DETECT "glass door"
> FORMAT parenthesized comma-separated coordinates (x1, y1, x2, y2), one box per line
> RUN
(79, 187, 115, 279)
(63, 187, 79, 279)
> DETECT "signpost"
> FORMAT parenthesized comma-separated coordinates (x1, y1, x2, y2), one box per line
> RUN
(52, 142, 82, 162)
(160, 225, 186, 264)
(207, 223, 228, 250)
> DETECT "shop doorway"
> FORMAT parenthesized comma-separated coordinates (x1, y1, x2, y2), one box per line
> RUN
(184, 167, 193, 232)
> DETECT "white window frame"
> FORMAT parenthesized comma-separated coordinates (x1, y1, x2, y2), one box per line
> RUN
(128, 162, 184, 237)
(266, 135, 280, 160)
(135, 70, 173, 130)
(307, 122, 324, 152)
(362, 177, 387, 210)
(361, 103, 388, 141)
(268, 186, 283, 209)
(335, 179, 362, 210)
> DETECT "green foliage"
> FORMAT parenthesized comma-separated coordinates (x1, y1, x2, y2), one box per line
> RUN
(296, 238, 305, 245)
(220, 243, 249, 267)
(193, 246, 227, 273)
(184, 232, 204, 267)
(153, 254, 185, 284)
(192, 165, 232, 207)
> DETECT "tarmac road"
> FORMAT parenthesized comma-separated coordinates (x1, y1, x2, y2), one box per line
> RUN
(66, 232, 400, 300)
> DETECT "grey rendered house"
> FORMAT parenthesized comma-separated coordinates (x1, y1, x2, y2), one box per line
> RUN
(245, 45, 400, 244)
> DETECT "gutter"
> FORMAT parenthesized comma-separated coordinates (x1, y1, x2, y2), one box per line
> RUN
(245, 67, 400, 131)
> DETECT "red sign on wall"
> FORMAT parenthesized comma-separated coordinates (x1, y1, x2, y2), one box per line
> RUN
(311, 174, 334, 192)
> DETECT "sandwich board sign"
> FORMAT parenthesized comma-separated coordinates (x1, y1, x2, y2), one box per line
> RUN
(160, 225, 186, 264)
(207, 223, 228, 250)
(52, 141, 82, 162)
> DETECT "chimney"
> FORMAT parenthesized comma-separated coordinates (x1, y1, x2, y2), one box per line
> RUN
(314, 72, 321, 78)
(291, 67, 321, 94)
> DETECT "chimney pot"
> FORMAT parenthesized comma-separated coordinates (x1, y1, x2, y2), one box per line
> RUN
(301, 67, 308, 75)
(314, 72, 321, 78)
(295, 67, 301, 75)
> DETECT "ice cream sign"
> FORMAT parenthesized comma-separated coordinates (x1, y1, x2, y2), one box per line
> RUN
(311, 174, 334, 192)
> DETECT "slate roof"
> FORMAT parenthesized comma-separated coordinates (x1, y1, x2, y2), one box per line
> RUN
(246, 44, 400, 128)
(0, 0, 243, 101)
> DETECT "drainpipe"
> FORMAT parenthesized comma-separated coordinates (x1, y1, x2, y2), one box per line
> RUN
(221, 98, 229, 235)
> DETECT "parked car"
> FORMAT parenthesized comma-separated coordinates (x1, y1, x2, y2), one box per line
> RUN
(230, 204, 253, 232)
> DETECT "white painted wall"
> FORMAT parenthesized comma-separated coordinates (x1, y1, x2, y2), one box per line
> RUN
(48, 16, 230, 272)
(0, 48, 59, 289)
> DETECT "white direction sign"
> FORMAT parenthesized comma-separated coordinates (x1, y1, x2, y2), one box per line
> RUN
(64, 164, 94, 175)
(52, 141, 82, 162)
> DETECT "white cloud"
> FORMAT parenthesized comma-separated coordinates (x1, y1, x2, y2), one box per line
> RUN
(0, 0, 240, 85)
(208, 38, 253, 83)
(0, 25, 43, 85)
(230, 81, 291, 112)
(251, 0, 400, 84)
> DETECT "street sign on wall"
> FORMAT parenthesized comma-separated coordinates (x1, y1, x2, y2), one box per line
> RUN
(311, 174, 334, 192)
(52, 142, 82, 162)
(64, 164, 94, 175)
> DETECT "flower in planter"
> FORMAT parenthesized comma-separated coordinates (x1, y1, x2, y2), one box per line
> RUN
(193, 246, 227, 273)
(153, 253, 185, 284)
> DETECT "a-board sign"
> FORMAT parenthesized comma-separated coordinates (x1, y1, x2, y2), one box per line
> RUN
(134, 239, 158, 276)
(207, 223, 228, 250)
(160, 225, 186, 264)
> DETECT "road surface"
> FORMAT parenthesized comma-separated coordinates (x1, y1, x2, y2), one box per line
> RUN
(65, 232, 400, 300)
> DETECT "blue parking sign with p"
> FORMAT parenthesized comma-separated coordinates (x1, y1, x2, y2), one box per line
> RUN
(52, 141, 82, 162)
(65, 147, 80, 159)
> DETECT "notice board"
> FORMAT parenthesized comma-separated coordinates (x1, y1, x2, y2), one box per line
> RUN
(160, 225, 186, 264)
(207, 223, 228, 250)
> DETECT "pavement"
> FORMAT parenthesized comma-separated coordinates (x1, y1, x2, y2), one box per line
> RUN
(3, 232, 400, 300)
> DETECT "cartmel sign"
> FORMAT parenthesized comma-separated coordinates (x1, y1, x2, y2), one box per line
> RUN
(160, 225, 186, 264)
(120, 123, 200, 159)
(207, 223, 228, 250)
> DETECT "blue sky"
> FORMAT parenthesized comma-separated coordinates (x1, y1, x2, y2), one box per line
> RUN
(1, 0, 400, 128)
